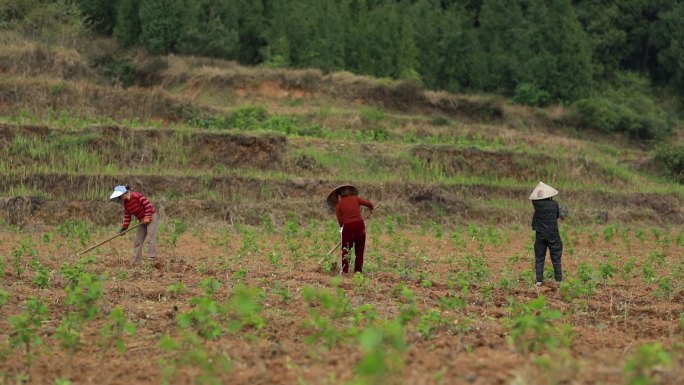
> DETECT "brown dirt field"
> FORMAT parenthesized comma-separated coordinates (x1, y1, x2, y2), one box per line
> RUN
(0, 223, 682, 385)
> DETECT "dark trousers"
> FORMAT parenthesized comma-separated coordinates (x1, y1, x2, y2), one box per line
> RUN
(534, 233, 563, 282)
(341, 220, 366, 273)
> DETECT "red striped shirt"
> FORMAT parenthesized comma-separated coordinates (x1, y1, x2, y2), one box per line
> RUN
(122, 192, 155, 229)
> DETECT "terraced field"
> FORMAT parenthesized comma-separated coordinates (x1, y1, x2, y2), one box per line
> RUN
(1, 51, 683, 384)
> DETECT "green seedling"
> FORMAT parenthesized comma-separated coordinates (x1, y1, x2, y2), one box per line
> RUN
(55, 316, 81, 370)
(8, 297, 48, 375)
(57, 272, 104, 369)
(267, 250, 283, 269)
(260, 213, 275, 234)
(11, 238, 39, 262)
(599, 262, 617, 281)
(272, 284, 292, 304)
(56, 219, 91, 248)
(417, 310, 445, 339)
(165, 219, 188, 259)
(99, 306, 137, 356)
(577, 262, 595, 283)
(622, 257, 637, 280)
(559, 277, 595, 301)
(301, 286, 352, 348)
(603, 224, 618, 241)
(159, 332, 232, 385)
(439, 289, 468, 311)
(656, 276, 673, 300)
(353, 319, 407, 385)
(226, 284, 265, 333)
(354, 272, 370, 292)
(30, 260, 51, 289)
(648, 251, 666, 268)
(167, 282, 187, 298)
(624, 343, 671, 385)
(641, 263, 656, 283)
(504, 296, 572, 353)
(284, 212, 299, 237)
(634, 228, 647, 243)
(178, 298, 218, 341)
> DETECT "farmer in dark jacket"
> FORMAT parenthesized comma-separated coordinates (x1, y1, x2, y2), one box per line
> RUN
(529, 182, 563, 286)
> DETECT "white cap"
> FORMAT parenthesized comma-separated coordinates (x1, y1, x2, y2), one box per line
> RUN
(109, 185, 129, 200)
(529, 182, 558, 200)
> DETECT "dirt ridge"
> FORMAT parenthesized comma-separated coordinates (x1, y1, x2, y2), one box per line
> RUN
(1, 123, 286, 169)
(2, 174, 682, 226)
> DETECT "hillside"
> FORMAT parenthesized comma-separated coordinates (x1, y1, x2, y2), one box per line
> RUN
(1, 41, 683, 229)
(2, 34, 684, 385)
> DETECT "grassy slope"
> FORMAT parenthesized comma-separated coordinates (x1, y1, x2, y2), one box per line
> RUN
(1, 38, 682, 226)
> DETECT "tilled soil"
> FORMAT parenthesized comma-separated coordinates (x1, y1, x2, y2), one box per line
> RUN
(1, 225, 683, 385)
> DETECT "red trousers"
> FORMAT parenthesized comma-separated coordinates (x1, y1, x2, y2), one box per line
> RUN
(341, 220, 366, 273)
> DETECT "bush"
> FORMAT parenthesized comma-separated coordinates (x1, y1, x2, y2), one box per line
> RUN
(653, 144, 684, 182)
(571, 72, 674, 142)
(101, 58, 138, 87)
(262, 115, 296, 134)
(233, 105, 268, 130)
(0, 0, 87, 47)
(512, 83, 551, 107)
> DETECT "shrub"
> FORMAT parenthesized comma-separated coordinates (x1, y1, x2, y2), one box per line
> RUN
(263, 115, 296, 134)
(1, 0, 87, 46)
(652, 144, 684, 182)
(571, 73, 673, 141)
(512, 83, 551, 107)
(233, 105, 268, 130)
(99, 58, 138, 87)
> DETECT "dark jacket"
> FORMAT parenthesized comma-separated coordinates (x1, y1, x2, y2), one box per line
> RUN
(531, 198, 560, 238)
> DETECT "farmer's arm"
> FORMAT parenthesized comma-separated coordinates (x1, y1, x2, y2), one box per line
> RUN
(358, 197, 374, 210)
(139, 195, 154, 217)
(336, 205, 343, 226)
(122, 210, 131, 230)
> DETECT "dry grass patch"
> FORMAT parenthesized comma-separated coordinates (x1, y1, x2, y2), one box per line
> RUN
(0, 76, 204, 122)
(0, 34, 90, 79)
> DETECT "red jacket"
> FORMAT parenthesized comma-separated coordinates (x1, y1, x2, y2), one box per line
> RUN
(122, 192, 155, 229)
(336, 196, 374, 226)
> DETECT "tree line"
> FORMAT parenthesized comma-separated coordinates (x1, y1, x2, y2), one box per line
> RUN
(3, 0, 684, 106)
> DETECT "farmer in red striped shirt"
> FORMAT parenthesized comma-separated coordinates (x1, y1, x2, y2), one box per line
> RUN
(327, 184, 374, 274)
(110, 185, 159, 262)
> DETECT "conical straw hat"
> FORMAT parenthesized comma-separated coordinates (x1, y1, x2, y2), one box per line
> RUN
(326, 184, 358, 208)
(529, 182, 558, 200)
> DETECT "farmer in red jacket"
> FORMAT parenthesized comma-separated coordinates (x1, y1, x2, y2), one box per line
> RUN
(110, 185, 159, 262)
(327, 184, 374, 274)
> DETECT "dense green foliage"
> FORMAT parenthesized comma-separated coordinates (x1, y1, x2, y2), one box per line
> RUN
(653, 144, 684, 182)
(3, 0, 684, 105)
(572, 72, 673, 140)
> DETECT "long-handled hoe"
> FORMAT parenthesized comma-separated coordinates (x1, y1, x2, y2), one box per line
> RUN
(318, 201, 383, 266)
(77, 223, 143, 257)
